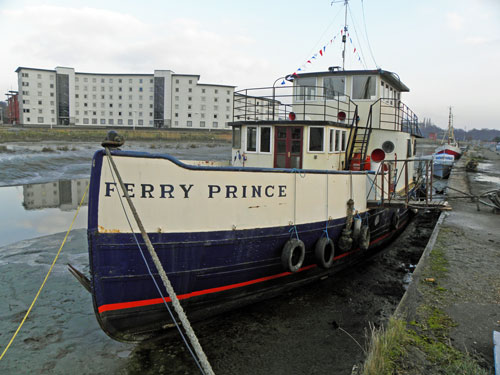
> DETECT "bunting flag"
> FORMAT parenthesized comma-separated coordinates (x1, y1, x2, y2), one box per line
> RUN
(288, 27, 365, 78)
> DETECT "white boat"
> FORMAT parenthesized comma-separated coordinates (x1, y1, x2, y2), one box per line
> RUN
(433, 153, 454, 179)
(78, 66, 426, 341)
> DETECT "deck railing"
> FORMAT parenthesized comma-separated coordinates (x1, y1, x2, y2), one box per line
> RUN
(370, 98, 421, 136)
(233, 85, 358, 125)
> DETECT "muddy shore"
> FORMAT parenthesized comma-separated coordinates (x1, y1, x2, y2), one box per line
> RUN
(380, 147, 500, 374)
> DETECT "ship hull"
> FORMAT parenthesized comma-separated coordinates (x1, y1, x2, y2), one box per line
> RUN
(87, 149, 412, 342)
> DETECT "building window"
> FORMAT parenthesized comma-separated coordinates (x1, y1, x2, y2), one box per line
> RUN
(138, 119, 143, 125)
(187, 113, 191, 118)
(308, 127, 324, 152)
(117, 119, 123, 125)
(189, 79, 192, 84)
(128, 119, 133, 125)
(188, 88, 192, 93)
(100, 119, 106, 125)
(175, 88, 179, 92)
(188, 97, 192, 101)
(109, 119, 114, 125)
(213, 122, 218, 128)
(200, 121, 206, 128)
(37, 117, 44, 123)
(92, 118, 98, 124)
(187, 120, 192, 127)
(83, 118, 89, 124)
(246, 126, 257, 152)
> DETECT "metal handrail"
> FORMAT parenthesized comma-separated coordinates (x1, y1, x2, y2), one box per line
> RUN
(233, 85, 358, 124)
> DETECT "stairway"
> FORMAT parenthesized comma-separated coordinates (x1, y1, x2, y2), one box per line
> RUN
(345, 106, 373, 170)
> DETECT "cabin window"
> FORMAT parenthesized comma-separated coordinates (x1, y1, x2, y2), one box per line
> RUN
(333, 129, 347, 152)
(232, 126, 241, 148)
(324, 76, 345, 99)
(295, 77, 316, 101)
(407, 139, 412, 157)
(329, 129, 335, 152)
(246, 126, 257, 152)
(352, 75, 376, 100)
(308, 127, 324, 152)
(260, 127, 271, 153)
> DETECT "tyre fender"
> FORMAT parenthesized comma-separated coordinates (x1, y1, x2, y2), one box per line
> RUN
(391, 209, 400, 229)
(314, 237, 335, 269)
(281, 239, 305, 273)
(359, 224, 371, 250)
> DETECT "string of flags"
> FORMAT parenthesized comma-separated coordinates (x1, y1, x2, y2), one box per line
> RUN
(283, 29, 364, 84)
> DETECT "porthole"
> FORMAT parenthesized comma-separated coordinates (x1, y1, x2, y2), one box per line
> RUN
(382, 141, 395, 153)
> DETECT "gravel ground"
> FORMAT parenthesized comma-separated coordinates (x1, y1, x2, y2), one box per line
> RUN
(394, 147, 500, 374)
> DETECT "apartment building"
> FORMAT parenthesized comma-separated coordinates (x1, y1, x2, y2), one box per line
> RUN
(15, 66, 235, 129)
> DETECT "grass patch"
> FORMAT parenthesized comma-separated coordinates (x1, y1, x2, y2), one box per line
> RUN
(362, 318, 407, 375)
(41, 146, 55, 152)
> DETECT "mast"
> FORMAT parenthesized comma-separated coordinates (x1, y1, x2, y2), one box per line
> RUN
(448, 106, 455, 145)
(332, 0, 349, 70)
(342, 0, 348, 70)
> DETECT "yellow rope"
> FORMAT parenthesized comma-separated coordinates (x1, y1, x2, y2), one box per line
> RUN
(0, 183, 89, 362)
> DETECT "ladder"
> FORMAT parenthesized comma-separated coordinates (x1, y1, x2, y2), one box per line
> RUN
(345, 105, 373, 170)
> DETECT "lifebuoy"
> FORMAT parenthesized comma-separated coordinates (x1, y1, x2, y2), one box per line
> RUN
(314, 237, 335, 269)
(391, 209, 400, 229)
(281, 239, 305, 273)
(359, 224, 371, 250)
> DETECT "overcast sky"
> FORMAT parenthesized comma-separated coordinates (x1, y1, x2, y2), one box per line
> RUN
(1, 0, 499, 130)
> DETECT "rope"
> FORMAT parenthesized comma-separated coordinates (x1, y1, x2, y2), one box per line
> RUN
(290, 168, 306, 240)
(0, 184, 89, 362)
(104, 154, 206, 375)
(104, 148, 214, 375)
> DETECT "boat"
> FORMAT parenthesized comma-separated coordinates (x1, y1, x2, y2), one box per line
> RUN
(435, 107, 462, 159)
(433, 153, 454, 179)
(77, 66, 426, 342)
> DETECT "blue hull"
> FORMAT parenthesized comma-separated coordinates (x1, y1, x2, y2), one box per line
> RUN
(87, 150, 412, 342)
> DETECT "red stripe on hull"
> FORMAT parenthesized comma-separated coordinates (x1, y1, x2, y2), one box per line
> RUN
(97, 228, 398, 314)
(435, 149, 461, 159)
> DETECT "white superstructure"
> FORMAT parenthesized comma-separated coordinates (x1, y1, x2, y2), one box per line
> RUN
(15, 67, 235, 129)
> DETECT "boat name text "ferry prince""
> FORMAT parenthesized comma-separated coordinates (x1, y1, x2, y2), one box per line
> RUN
(104, 182, 288, 199)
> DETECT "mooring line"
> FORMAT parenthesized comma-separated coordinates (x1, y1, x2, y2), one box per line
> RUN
(104, 148, 214, 375)
(104, 151, 206, 375)
(0, 183, 89, 363)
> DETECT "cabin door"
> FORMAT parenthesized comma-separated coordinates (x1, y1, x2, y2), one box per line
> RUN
(274, 126, 303, 168)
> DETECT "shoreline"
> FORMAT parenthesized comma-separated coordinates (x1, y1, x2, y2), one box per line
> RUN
(0, 126, 232, 143)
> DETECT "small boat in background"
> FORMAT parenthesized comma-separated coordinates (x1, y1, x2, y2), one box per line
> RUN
(433, 153, 454, 179)
(435, 107, 462, 160)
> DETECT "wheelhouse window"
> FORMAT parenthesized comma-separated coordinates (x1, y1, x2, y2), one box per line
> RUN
(308, 127, 324, 152)
(232, 126, 241, 148)
(246, 126, 257, 152)
(324, 76, 345, 99)
(260, 126, 271, 153)
(352, 75, 376, 100)
(295, 77, 316, 101)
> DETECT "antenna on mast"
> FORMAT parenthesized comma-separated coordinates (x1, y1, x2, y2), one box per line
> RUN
(331, 0, 349, 70)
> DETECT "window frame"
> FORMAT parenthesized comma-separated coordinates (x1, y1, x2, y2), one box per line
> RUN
(259, 126, 272, 154)
(308, 126, 325, 153)
(246, 126, 258, 152)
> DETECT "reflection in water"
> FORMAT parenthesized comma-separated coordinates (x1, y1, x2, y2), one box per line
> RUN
(0, 178, 89, 247)
(23, 178, 89, 211)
